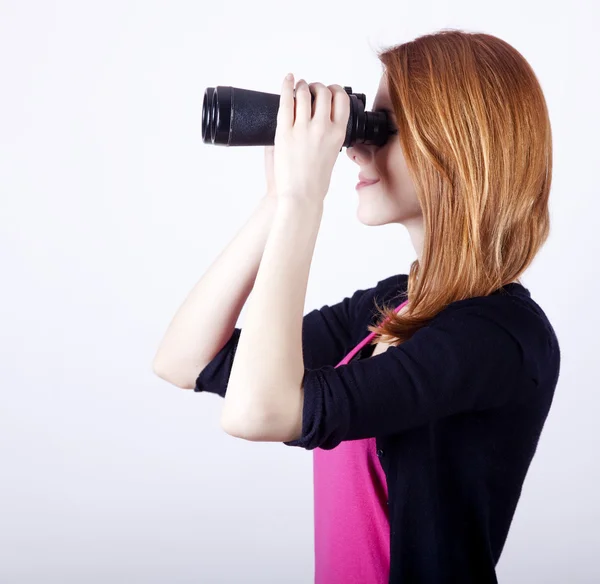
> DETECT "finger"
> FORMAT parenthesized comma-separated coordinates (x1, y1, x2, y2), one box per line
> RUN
(277, 73, 295, 131)
(329, 84, 350, 126)
(308, 82, 332, 123)
(294, 79, 312, 126)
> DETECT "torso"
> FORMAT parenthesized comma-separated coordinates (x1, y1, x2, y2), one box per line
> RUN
(369, 303, 410, 357)
(371, 341, 391, 357)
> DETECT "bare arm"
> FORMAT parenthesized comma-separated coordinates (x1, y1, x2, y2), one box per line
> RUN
(153, 193, 278, 389)
(220, 197, 323, 438)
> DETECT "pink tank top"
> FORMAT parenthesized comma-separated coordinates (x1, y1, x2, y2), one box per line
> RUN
(313, 299, 409, 584)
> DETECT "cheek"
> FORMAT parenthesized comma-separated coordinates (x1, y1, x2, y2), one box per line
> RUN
(381, 145, 408, 192)
(380, 146, 420, 210)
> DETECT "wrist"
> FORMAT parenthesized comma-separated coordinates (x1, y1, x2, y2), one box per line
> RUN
(261, 192, 278, 206)
(273, 196, 324, 227)
(276, 194, 324, 212)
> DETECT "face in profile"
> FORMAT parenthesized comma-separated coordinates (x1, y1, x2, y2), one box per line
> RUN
(346, 74, 423, 228)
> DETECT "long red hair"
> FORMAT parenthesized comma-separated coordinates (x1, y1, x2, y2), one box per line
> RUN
(367, 29, 553, 345)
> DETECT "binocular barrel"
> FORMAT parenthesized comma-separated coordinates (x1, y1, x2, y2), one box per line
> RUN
(202, 86, 394, 149)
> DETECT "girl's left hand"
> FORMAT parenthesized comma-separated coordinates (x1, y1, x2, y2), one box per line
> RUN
(273, 73, 350, 204)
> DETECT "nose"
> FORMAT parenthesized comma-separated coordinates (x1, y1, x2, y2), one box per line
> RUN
(346, 142, 376, 166)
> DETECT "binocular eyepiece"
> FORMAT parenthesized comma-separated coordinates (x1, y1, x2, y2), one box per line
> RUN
(202, 85, 395, 150)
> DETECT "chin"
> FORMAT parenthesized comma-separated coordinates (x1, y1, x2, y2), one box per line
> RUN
(357, 195, 422, 226)
(356, 205, 396, 226)
(356, 195, 403, 226)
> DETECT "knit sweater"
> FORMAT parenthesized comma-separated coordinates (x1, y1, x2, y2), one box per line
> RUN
(194, 274, 561, 583)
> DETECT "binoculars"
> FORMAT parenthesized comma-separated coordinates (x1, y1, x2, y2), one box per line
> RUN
(202, 85, 395, 150)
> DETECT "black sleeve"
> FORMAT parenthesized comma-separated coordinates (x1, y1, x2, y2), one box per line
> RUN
(283, 305, 551, 450)
(193, 284, 376, 397)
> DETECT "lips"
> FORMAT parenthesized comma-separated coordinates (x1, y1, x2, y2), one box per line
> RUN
(356, 180, 380, 190)
(358, 173, 379, 184)
(357, 178, 380, 186)
(356, 173, 380, 189)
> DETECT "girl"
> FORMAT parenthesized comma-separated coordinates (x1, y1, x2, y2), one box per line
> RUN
(154, 29, 560, 584)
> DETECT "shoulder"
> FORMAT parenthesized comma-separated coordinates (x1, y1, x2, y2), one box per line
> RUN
(368, 273, 410, 307)
(437, 287, 555, 343)
(350, 273, 409, 325)
(374, 273, 410, 292)
(434, 290, 560, 390)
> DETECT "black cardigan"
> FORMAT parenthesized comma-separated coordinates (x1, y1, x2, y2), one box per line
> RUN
(194, 274, 561, 583)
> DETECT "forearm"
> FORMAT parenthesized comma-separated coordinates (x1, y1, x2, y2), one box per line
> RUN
(220, 196, 324, 435)
(153, 195, 279, 389)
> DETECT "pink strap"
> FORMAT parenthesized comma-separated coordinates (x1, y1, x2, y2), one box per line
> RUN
(335, 299, 409, 368)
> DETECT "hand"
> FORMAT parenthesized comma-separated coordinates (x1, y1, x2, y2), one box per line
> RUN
(273, 73, 350, 204)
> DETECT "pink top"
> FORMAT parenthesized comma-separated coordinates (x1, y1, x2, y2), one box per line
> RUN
(313, 299, 409, 584)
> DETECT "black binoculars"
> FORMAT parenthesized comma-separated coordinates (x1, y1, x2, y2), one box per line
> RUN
(202, 85, 395, 150)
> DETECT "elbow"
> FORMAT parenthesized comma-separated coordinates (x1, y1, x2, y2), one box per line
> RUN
(222, 388, 303, 443)
(152, 359, 195, 389)
(220, 414, 246, 438)
(220, 406, 276, 441)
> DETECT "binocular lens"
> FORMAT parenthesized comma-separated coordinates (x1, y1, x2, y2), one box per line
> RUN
(202, 90, 211, 143)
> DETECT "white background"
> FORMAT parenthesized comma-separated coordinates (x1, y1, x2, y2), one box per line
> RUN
(1, 1, 598, 582)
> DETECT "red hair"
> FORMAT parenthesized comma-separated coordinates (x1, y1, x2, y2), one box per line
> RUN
(368, 29, 553, 345)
